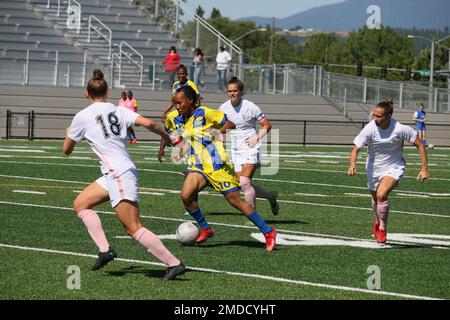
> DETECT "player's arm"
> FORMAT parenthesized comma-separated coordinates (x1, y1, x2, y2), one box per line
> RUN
(348, 145, 360, 176)
(247, 118, 272, 148)
(219, 120, 235, 134)
(161, 97, 175, 122)
(63, 135, 77, 155)
(135, 116, 172, 146)
(413, 136, 429, 182)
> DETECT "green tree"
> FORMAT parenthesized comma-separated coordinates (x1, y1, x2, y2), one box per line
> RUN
(195, 5, 205, 19)
(210, 8, 221, 19)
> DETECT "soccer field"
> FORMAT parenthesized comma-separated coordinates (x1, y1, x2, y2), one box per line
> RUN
(0, 140, 449, 300)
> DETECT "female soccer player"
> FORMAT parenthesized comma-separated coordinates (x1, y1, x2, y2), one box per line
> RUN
(348, 100, 429, 244)
(219, 77, 279, 215)
(161, 64, 200, 123)
(166, 85, 277, 251)
(63, 69, 186, 280)
(413, 102, 427, 147)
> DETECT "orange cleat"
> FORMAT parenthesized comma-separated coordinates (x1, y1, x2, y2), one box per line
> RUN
(264, 228, 277, 252)
(372, 220, 380, 239)
(377, 229, 387, 244)
(195, 227, 215, 244)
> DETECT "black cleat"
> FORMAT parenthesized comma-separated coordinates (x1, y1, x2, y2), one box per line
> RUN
(269, 191, 279, 216)
(161, 262, 187, 281)
(90, 247, 117, 271)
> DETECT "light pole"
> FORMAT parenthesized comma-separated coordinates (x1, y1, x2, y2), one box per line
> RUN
(231, 28, 266, 43)
(408, 35, 435, 109)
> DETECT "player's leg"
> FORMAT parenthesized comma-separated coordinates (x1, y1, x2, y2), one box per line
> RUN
(236, 164, 257, 208)
(223, 190, 277, 251)
(73, 180, 111, 255)
(114, 200, 181, 269)
(421, 128, 427, 147)
(370, 191, 380, 238)
(374, 176, 398, 243)
(180, 172, 212, 243)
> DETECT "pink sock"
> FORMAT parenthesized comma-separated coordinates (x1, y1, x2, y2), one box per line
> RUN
(77, 209, 110, 253)
(376, 200, 389, 230)
(372, 199, 379, 223)
(253, 184, 273, 200)
(133, 227, 180, 267)
(240, 176, 256, 208)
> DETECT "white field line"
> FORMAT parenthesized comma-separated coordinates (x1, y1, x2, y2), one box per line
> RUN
(0, 174, 449, 219)
(12, 190, 46, 195)
(0, 200, 449, 248)
(0, 148, 45, 153)
(0, 242, 442, 300)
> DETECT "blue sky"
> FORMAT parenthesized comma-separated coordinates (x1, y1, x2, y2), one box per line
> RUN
(183, 0, 344, 20)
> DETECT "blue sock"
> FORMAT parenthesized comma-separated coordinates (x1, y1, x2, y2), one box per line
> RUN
(189, 208, 209, 229)
(423, 139, 427, 146)
(247, 211, 272, 234)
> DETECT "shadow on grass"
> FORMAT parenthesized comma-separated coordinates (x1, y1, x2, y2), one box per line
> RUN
(104, 265, 189, 281)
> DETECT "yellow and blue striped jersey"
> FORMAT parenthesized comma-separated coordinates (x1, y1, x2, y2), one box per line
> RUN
(182, 106, 228, 173)
(172, 80, 199, 96)
(164, 109, 186, 135)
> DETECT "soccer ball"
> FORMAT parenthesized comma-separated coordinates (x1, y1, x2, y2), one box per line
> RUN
(176, 222, 199, 245)
(427, 144, 434, 150)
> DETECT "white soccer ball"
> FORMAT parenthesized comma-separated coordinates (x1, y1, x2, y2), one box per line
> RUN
(428, 144, 434, 149)
(176, 222, 199, 245)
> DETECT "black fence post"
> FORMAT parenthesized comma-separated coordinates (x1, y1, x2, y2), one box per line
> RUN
(29, 111, 35, 140)
(6, 109, 10, 140)
(303, 120, 307, 147)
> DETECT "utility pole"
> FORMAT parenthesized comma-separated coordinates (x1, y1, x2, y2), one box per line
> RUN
(268, 17, 275, 65)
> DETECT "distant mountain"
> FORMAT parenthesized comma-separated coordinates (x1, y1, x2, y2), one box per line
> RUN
(241, 0, 450, 31)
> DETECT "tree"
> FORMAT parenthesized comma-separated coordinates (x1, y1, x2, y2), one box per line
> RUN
(210, 8, 221, 19)
(195, 5, 205, 19)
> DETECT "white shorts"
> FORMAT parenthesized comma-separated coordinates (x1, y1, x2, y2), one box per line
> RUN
(367, 166, 405, 192)
(231, 147, 261, 173)
(96, 168, 139, 208)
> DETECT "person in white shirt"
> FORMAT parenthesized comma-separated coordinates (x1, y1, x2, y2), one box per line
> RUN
(348, 100, 429, 244)
(215, 46, 232, 92)
(63, 69, 186, 280)
(219, 77, 279, 215)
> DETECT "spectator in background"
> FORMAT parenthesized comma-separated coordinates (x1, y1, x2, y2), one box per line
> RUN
(161, 46, 181, 89)
(413, 103, 427, 147)
(118, 90, 138, 143)
(193, 48, 205, 88)
(215, 45, 231, 93)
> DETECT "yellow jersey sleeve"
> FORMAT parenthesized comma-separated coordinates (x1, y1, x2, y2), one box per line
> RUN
(204, 107, 227, 129)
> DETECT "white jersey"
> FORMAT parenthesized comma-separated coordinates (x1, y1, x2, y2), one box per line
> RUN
(219, 99, 266, 151)
(353, 119, 417, 177)
(68, 102, 139, 178)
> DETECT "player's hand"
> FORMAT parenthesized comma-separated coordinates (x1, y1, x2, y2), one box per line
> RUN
(171, 150, 184, 164)
(66, 127, 70, 135)
(347, 166, 357, 176)
(246, 135, 259, 148)
(417, 168, 429, 182)
(161, 113, 167, 123)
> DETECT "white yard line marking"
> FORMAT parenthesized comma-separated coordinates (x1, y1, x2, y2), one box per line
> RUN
(12, 190, 46, 195)
(295, 193, 328, 197)
(0, 148, 45, 153)
(396, 193, 430, 198)
(0, 243, 442, 300)
(139, 191, 165, 196)
(345, 193, 372, 198)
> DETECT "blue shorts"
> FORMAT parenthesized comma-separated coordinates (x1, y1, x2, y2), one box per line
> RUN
(416, 123, 426, 131)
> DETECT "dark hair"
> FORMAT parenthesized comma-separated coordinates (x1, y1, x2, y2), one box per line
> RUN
(87, 69, 107, 99)
(177, 64, 188, 75)
(194, 48, 203, 56)
(176, 85, 199, 107)
(121, 91, 126, 98)
(127, 90, 133, 98)
(376, 99, 394, 116)
(170, 46, 177, 53)
(227, 77, 244, 93)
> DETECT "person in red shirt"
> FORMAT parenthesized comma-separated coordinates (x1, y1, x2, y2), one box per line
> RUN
(161, 46, 180, 89)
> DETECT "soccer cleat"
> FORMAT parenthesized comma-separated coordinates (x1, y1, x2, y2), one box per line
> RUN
(269, 191, 279, 216)
(372, 220, 380, 239)
(195, 227, 215, 244)
(131, 138, 137, 144)
(264, 228, 277, 252)
(161, 262, 187, 281)
(377, 229, 387, 244)
(90, 247, 117, 271)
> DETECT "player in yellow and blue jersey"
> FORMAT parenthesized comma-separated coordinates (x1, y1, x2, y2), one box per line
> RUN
(167, 86, 277, 251)
(161, 64, 200, 123)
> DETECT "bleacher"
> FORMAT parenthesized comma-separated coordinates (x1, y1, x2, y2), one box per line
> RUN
(0, 0, 218, 89)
